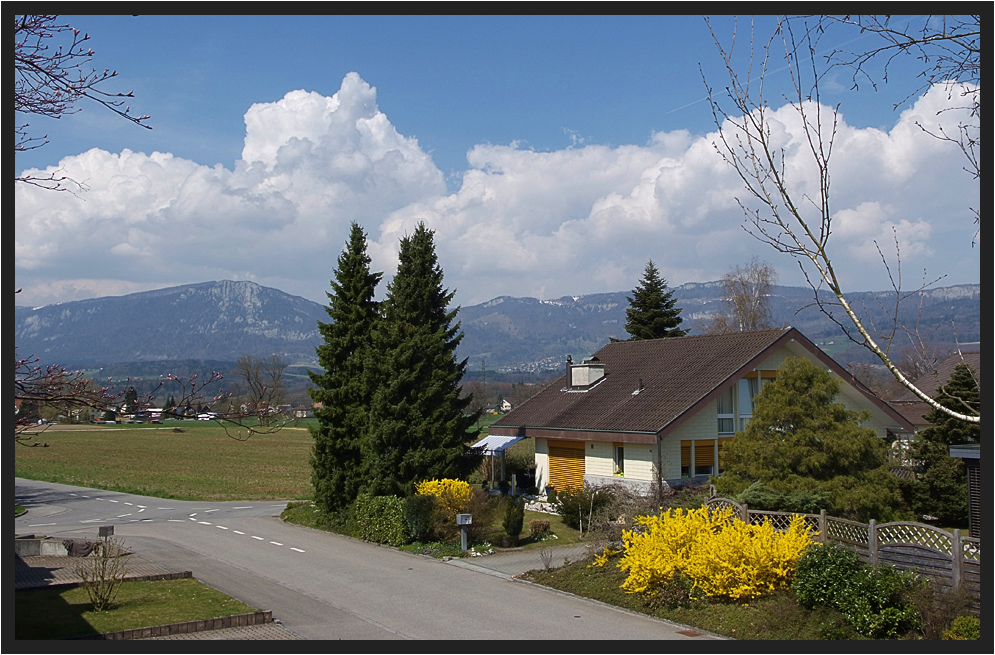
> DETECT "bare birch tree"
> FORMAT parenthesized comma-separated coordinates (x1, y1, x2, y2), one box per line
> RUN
(716, 257, 779, 332)
(702, 15, 979, 424)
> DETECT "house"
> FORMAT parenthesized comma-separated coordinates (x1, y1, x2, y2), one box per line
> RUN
(888, 349, 981, 431)
(487, 327, 914, 495)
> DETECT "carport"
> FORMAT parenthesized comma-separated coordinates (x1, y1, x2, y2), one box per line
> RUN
(471, 434, 523, 486)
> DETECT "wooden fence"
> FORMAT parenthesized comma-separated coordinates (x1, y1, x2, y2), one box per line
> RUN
(705, 496, 981, 608)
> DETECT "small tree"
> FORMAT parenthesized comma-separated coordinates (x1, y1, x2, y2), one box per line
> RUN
(502, 497, 525, 546)
(624, 260, 688, 340)
(902, 363, 980, 526)
(714, 357, 907, 522)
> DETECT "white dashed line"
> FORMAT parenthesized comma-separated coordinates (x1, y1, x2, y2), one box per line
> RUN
(117, 514, 132, 518)
(108, 500, 119, 503)
(27, 523, 56, 527)
(168, 519, 185, 522)
(270, 541, 283, 546)
(217, 526, 228, 530)
(124, 502, 133, 506)
(233, 506, 252, 510)
(290, 547, 305, 553)
(198, 521, 212, 525)
(251, 536, 264, 540)
(233, 531, 245, 535)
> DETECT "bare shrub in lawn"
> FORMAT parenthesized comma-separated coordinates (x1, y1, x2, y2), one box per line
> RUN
(73, 537, 129, 611)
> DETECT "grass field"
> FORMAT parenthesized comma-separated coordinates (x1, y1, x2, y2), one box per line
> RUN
(14, 422, 314, 501)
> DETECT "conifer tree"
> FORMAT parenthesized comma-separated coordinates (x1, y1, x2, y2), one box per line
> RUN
(363, 223, 481, 497)
(902, 363, 980, 526)
(715, 357, 907, 522)
(624, 260, 688, 340)
(309, 222, 382, 513)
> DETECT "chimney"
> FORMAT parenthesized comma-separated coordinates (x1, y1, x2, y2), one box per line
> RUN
(565, 355, 573, 389)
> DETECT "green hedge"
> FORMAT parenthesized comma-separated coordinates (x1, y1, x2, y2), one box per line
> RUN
(355, 495, 410, 547)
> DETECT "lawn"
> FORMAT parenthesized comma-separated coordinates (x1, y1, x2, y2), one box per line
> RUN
(14, 422, 313, 501)
(521, 555, 860, 641)
(14, 578, 257, 639)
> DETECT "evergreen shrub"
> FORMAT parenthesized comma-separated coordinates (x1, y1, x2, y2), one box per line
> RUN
(502, 498, 525, 544)
(354, 494, 410, 547)
(943, 615, 981, 640)
(403, 494, 437, 543)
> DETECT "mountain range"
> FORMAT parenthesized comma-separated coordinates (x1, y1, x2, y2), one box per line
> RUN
(15, 279, 980, 376)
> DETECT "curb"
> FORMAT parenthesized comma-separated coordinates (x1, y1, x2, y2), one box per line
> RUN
(67, 610, 274, 640)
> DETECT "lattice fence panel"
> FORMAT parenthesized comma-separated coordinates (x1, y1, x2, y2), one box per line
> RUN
(826, 518, 869, 547)
(879, 523, 953, 555)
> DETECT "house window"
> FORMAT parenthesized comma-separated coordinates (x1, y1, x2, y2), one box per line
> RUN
(614, 445, 624, 476)
(681, 439, 716, 477)
(717, 386, 734, 434)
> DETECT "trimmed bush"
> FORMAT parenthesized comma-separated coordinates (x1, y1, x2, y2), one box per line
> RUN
(793, 543, 864, 609)
(403, 493, 437, 543)
(943, 615, 981, 640)
(793, 542, 925, 639)
(354, 494, 410, 547)
(529, 519, 551, 540)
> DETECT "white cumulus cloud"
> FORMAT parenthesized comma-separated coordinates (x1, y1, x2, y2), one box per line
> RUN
(15, 75, 979, 311)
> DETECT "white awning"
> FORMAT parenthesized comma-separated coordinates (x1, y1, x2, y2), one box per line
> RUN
(471, 435, 523, 454)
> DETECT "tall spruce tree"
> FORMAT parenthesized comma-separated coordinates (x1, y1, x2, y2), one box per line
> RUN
(902, 363, 980, 526)
(363, 223, 481, 497)
(624, 260, 688, 340)
(309, 222, 382, 513)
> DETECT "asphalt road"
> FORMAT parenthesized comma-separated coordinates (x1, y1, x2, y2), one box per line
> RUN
(15, 478, 720, 641)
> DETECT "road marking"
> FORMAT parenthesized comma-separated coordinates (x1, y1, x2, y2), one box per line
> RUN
(27, 523, 57, 527)
(137, 505, 146, 509)
(168, 519, 185, 522)
(198, 521, 212, 525)
(124, 502, 133, 506)
(233, 530, 245, 535)
(189, 517, 198, 521)
(109, 499, 119, 503)
(158, 507, 174, 510)
(118, 514, 132, 518)
(138, 508, 146, 513)
(205, 508, 219, 513)
(270, 541, 283, 546)
(290, 547, 305, 553)
(233, 506, 252, 510)
(217, 525, 228, 530)
(251, 536, 264, 540)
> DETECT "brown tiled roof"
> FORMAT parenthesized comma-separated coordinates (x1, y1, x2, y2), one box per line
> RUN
(889, 350, 981, 427)
(491, 327, 800, 434)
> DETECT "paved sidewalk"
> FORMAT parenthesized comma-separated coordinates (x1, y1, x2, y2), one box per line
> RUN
(14, 553, 183, 590)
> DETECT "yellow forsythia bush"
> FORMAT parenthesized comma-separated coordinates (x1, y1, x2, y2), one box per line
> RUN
(616, 506, 816, 601)
(415, 479, 474, 520)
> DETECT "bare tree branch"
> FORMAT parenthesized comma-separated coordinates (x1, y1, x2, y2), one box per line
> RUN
(702, 15, 979, 424)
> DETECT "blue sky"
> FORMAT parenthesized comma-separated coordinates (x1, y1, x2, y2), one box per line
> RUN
(15, 14, 980, 309)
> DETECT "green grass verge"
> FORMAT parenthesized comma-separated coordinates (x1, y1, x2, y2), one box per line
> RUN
(14, 578, 257, 640)
(521, 556, 862, 641)
(14, 423, 313, 501)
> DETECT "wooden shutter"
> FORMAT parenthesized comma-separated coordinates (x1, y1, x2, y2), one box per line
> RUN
(694, 441, 715, 469)
(548, 440, 586, 492)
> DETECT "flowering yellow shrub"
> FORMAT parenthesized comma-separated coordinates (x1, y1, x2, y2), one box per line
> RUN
(415, 479, 473, 520)
(616, 506, 816, 601)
